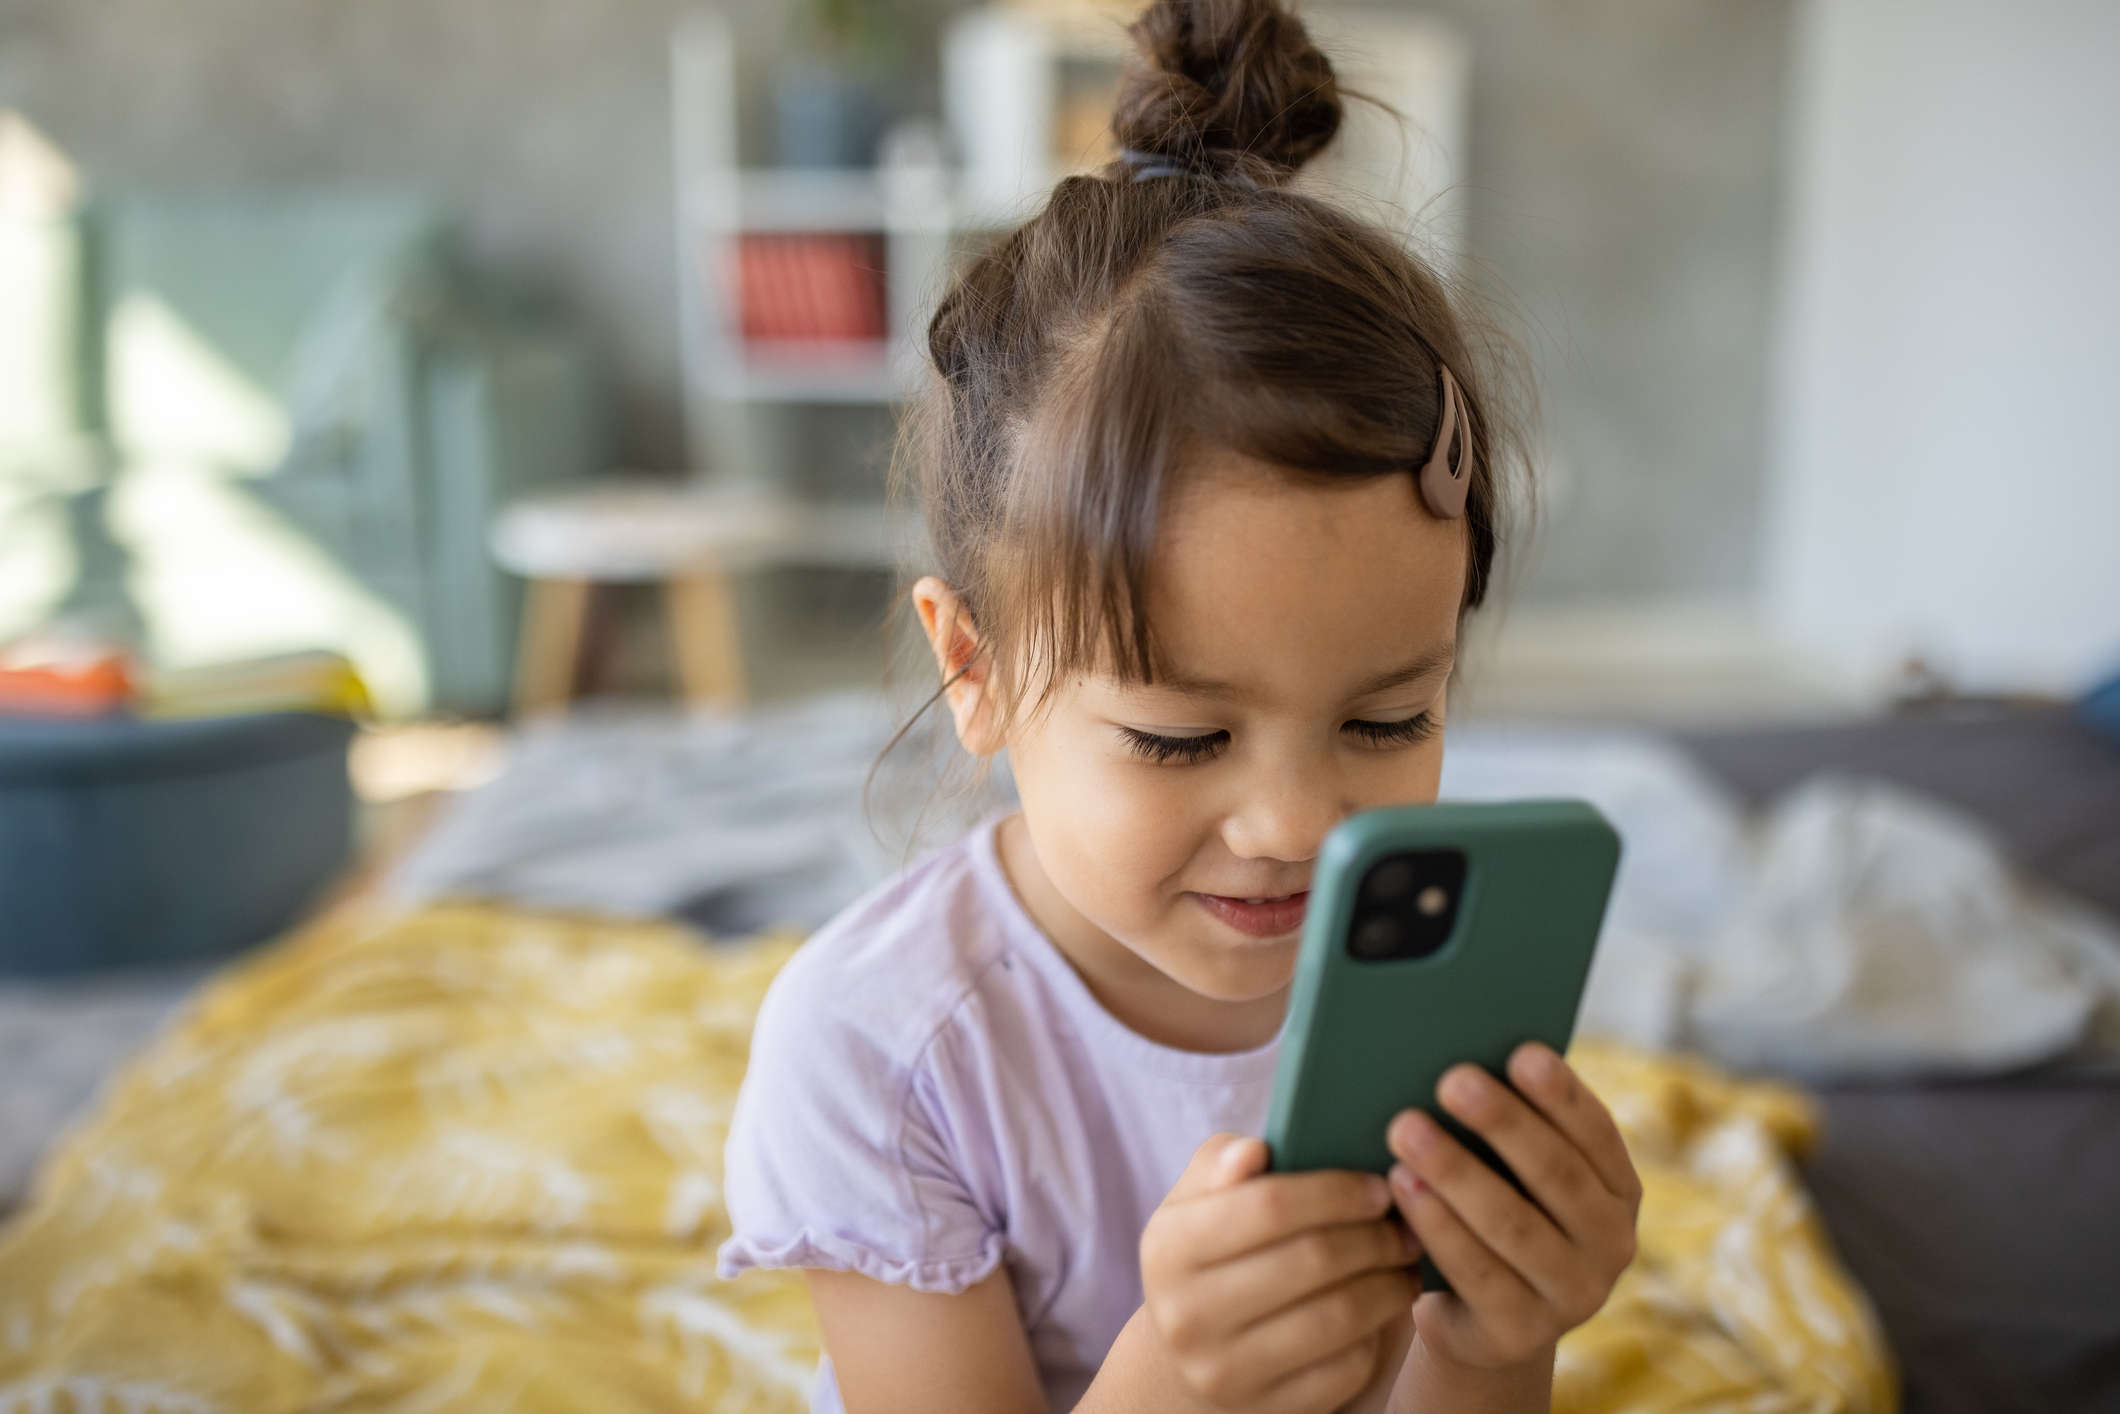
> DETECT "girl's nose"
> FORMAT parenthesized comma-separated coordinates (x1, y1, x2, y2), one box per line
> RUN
(1220, 762, 1348, 865)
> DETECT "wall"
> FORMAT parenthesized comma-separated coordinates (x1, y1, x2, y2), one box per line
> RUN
(0, 0, 919, 472)
(1766, 0, 2120, 693)
(1415, 0, 1793, 603)
(1, 0, 1795, 603)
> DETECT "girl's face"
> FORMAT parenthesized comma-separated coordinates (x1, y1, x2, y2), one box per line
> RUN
(922, 451, 1467, 1049)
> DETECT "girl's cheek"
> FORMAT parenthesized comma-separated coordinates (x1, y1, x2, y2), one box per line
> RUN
(1077, 758, 1196, 854)
(1045, 755, 1211, 920)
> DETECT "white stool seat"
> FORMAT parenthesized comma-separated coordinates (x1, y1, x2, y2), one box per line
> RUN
(489, 486, 802, 582)
(491, 484, 812, 717)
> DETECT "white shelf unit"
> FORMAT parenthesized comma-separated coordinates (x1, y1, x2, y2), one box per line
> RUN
(667, 7, 1469, 569)
(672, 14, 952, 568)
(944, 6, 1135, 228)
(946, 5, 1470, 261)
(1297, 10, 1470, 267)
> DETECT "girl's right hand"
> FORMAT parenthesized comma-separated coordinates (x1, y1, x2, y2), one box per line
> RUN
(1139, 1133, 1420, 1414)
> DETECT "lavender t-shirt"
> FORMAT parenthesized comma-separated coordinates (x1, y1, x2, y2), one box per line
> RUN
(719, 818, 1280, 1412)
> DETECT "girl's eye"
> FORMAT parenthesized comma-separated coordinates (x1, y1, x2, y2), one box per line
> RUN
(1117, 726, 1230, 765)
(1344, 713, 1439, 749)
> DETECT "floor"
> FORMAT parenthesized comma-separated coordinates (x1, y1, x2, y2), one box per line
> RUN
(1452, 599, 1873, 728)
(0, 962, 213, 1211)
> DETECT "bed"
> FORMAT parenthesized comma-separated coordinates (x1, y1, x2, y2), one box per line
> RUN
(1, 694, 2113, 1412)
(0, 900, 1887, 1414)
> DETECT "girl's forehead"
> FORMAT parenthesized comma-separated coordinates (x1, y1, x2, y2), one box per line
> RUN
(1144, 461, 1466, 702)
(1157, 450, 1465, 580)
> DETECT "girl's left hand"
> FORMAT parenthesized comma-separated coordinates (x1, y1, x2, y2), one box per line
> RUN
(1385, 1041, 1640, 1375)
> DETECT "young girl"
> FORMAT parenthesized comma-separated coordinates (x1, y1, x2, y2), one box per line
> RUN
(720, 2, 1641, 1409)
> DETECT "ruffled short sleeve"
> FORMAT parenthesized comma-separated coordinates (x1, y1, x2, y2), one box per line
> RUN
(718, 943, 1004, 1295)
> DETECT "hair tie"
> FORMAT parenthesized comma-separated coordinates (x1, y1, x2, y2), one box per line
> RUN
(1117, 147, 1196, 182)
(1418, 365, 1472, 520)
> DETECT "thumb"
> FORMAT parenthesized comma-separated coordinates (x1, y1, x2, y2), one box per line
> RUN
(1167, 1133, 1269, 1204)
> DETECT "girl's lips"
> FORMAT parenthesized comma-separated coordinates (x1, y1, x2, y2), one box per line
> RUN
(1193, 891, 1310, 939)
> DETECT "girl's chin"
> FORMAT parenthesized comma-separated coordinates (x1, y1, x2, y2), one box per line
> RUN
(1176, 947, 1302, 1008)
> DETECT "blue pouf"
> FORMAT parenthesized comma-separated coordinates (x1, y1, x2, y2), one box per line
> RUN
(0, 712, 355, 976)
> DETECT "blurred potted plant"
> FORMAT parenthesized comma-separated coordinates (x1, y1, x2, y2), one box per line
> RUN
(775, 0, 905, 168)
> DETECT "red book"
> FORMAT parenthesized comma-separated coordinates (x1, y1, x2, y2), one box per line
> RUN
(736, 233, 888, 349)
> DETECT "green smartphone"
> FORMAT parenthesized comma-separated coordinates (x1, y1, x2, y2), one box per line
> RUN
(1264, 800, 1621, 1294)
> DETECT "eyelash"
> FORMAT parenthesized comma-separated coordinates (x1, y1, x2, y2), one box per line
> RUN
(1117, 727, 1230, 765)
(1345, 713, 1441, 749)
(1117, 713, 1439, 765)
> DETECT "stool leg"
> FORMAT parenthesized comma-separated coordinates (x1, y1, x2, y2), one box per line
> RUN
(667, 571, 748, 709)
(513, 577, 592, 718)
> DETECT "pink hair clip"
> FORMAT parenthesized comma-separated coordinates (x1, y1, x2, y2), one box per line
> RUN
(1418, 365, 1472, 520)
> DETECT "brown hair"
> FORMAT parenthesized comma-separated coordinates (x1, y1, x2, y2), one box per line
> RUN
(905, 0, 1522, 721)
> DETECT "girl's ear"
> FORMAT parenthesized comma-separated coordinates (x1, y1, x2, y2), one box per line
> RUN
(912, 576, 1005, 756)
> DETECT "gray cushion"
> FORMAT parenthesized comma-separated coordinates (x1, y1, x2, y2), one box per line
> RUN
(1681, 705, 2120, 920)
(1806, 1079, 2120, 1414)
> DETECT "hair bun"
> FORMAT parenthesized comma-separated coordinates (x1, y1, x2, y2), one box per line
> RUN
(1110, 0, 1342, 183)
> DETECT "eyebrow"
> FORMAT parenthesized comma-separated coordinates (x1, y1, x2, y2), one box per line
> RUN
(1149, 642, 1458, 705)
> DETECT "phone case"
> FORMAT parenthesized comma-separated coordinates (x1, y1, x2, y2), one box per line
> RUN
(1263, 799, 1621, 1293)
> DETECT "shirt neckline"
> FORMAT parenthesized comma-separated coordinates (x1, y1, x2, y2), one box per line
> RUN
(966, 817, 1283, 1086)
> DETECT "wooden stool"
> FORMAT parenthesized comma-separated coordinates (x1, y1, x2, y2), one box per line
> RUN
(490, 487, 799, 716)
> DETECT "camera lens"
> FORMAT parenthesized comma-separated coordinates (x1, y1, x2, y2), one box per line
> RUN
(1353, 915, 1400, 958)
(1365, 859, 1414, 903)
(1416, 885, 1449, 917)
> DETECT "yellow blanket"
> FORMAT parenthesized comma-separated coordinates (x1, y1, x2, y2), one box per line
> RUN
(0, 904, 1894, 1414)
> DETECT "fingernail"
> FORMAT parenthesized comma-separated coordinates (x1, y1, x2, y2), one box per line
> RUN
(1390, 1164, 1423, 1199)
(1392, 1111, 1436, 1156)
(1442, 1066, 1488, 1107)
(1365, 1174, 1392, 1209)
(1218, 1138, 1253, 1171)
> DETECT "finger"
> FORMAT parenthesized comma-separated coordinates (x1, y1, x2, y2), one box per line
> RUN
(1507, 1043, 1641, 1207)
(1388, 1110, 1581, 1312)
(1211, 1268, 1415, 1401)
(1430, 1064, 1624, 1248)
(1163, 1168, 1396, 1268)
(1391, 1163, 1547, 1340)
(1165, 1133, 1270, 1206)
(1180, 1217, 1417, 1329)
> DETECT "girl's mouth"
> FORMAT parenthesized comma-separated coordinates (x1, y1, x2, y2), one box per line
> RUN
(1193, 891, 1309, 939)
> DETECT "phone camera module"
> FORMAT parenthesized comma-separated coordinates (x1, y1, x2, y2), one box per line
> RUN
(1348, 850, 1467, 962)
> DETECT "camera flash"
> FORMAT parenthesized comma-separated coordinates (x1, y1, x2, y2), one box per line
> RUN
(1415, 886, 1449, 917)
